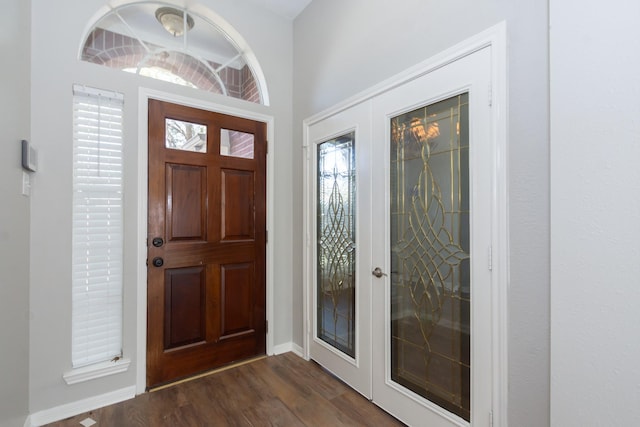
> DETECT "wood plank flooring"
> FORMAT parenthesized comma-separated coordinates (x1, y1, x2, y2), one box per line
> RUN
(45, 353, 405, 427)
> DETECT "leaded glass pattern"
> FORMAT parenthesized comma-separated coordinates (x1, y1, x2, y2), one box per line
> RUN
(317, 133, 356, 357)
(390, 94, 470, 420)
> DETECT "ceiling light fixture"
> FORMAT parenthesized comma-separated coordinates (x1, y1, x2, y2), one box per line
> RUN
(155, 7, 194, 37)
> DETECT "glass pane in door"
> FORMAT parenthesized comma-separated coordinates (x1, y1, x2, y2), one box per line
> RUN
(165, 118, 207, 153)
(317, 132, 356, 357)
(220, 128, 254, 159)
(390, 94, 470, 420)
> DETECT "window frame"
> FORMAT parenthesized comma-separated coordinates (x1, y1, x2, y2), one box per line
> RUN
(64, 84, 130, 383)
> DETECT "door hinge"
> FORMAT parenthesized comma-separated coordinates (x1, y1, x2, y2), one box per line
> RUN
(265, 230, 268, 244)
(265, 320, 268, 334)
(266, 141, 268, 154)
(488, 246, 493, 271)
(490, 411, 494, 427)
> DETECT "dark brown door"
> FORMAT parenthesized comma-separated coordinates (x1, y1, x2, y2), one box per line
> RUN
(147, 99, 266, 388)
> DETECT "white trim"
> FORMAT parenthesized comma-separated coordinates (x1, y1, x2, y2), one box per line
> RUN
(488, 22, 510, 427)
(136, 88, 276, 395)
(135, 90, 149, 395)
(28, 386, 135, 427)
(63, 358, 131, 385)
(291, 343, 305, 358)
(302, 133, 311, 362)
(302, 21, 508, 426)
(271, 342, 305, 358)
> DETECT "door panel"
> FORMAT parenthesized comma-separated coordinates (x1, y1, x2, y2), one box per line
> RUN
(371, 46, 492, 427)
(166, 164, 207, 241)
(147, 99, 266, 388)
(221, 169, 255, 241)
(164, 267, 206, 349)
(220, 262, 255, 338)
(307, 101, 373, 398)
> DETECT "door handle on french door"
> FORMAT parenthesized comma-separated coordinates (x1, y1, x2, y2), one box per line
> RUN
(372, 267, 387, 278)
(152, 257, 164, 267)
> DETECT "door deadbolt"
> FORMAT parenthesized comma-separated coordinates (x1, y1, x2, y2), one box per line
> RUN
(152, 237, 164, 247)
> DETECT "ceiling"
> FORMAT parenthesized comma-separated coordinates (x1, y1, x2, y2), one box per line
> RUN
(244, 0, 313, 20)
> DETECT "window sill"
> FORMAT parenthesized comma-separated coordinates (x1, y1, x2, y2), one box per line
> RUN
(63, 358, 131, 385)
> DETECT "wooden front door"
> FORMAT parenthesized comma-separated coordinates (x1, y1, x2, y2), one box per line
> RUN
(147, 99, 267, 388)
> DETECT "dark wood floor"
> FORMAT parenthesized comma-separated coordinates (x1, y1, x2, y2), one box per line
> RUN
(45, 352, 405, 426)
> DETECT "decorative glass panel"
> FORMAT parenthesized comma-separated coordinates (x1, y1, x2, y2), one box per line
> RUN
(221, 129, 254, 159)
(80, 3, 264, 104)
(317, 132, 356, 357)
(390, 94, 470, 420)
(165, 118, 207, 153)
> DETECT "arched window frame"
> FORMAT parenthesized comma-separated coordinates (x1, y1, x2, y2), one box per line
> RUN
(78, 1, 270, 105)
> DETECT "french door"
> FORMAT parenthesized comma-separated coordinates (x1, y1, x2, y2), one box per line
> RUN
(306, 46, 494, 426)
(370, 47, 493, 426)
(306, 101, 373, 397)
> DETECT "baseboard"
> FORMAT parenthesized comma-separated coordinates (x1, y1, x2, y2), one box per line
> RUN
(28, 385, 135, 426)
(291, 343, 304, 357)
(271, 342, 304, 358)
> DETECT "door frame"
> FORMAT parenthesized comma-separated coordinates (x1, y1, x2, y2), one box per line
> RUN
(135, 88, 275, 394)
(303, 22, 508, 426)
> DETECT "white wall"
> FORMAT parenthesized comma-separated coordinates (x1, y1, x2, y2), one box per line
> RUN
(0, 1, 31, 426)
(550, 1, 640, 425)
(28, 0, 293, 414)
(293, 1, 550, 425)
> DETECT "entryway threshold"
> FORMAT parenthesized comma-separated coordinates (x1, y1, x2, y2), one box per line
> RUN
(148, 355, 267, 392)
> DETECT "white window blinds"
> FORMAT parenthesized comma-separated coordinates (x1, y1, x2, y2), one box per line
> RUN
(71, 85, 124, 368)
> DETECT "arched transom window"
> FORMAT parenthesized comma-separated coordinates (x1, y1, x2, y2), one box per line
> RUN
(81, 2, 267, 104)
